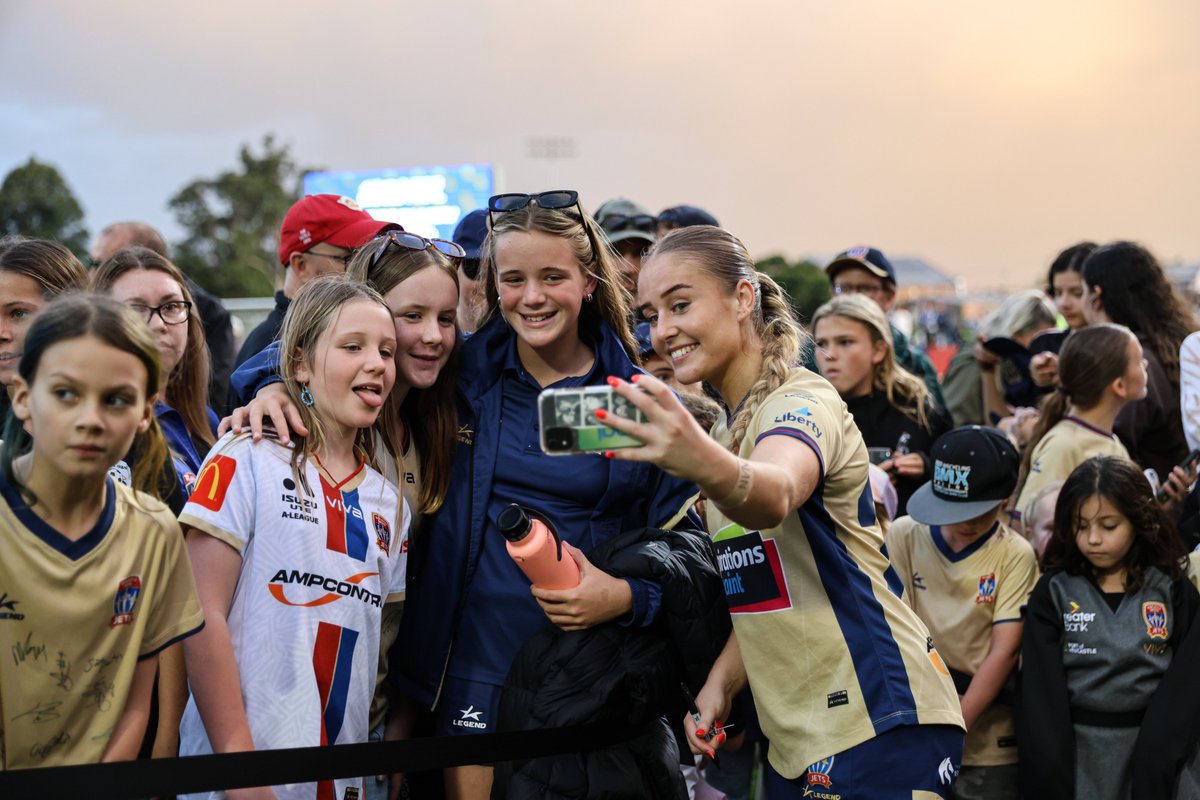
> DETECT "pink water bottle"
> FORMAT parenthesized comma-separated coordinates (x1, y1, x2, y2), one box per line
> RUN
(497, 504, 580, 590)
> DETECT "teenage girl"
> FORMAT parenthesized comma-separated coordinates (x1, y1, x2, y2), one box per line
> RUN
(180, 277, 407, 800)
(1030, 241, 1098, 390)
(389, 191, 701, 800)
(812, 293, 952, 516)
(1018, 455, 1200, 800)
(0, 236, 88, 418)
(1081, 241, 1198, 483)
(92, 247, 218, 509)
(601, 225, 965, 797)
(1014, 324, 1146, 523)
(0, 294, 203, 768)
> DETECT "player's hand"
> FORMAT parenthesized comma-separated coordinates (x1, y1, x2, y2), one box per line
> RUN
(531, 543, 633, 631)
(597, 374, 714, 483)
(226, 383, 308, 444)
(682, 680, 732, 759)
(972, 337, 1000, 368)
(1030, 352, 1059, 387)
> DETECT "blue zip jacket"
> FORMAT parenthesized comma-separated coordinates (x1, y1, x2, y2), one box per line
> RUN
(391, 311, 701, 709)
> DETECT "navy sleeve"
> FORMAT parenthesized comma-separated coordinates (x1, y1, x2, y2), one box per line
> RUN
(619, 578, 663, 628)
(229, 340, 284, 406)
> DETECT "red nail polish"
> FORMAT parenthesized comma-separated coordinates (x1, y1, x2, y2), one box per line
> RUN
(604, 451, 614, 459)
(717, 731, 727, 743)
(594, 409, 607, 420)
(705, 750, 715, 760)
(606, 376, 619, 387)
(630, 373, 641, 383)
(696, 728, 706, 738)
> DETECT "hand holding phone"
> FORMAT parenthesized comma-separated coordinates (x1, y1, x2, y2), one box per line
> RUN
(1156, 449, 1200, 503)
(539, 385, 647, 455)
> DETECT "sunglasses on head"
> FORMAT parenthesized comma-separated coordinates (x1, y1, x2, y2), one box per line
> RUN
(487, 190, 602, 262)
(600, 213, 657, 234)
(368, 231, 465, 270)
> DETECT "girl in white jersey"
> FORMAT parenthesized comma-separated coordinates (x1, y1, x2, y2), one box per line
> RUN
(181, 277, 407, 800)
(599, 226, 966, 798)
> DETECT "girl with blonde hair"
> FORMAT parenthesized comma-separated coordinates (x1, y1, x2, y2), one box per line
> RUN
(812, 293, 952, 515)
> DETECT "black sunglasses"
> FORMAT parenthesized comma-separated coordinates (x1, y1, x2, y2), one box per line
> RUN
(368, 231, 465, 270)
(600, 213, 657, 234)
(487, 190, 602, 263)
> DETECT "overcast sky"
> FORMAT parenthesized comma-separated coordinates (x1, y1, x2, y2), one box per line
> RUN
(3, 0, 1198, 291)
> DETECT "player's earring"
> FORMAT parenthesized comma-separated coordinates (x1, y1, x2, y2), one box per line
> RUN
(300, 385, 315, 407)
(585, 292, 593, 302)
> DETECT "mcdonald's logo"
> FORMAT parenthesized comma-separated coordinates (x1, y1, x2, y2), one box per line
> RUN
(189, 454, 237, 511)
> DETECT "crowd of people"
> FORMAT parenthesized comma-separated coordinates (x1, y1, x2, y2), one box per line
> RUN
(2, 190, 1200, 800)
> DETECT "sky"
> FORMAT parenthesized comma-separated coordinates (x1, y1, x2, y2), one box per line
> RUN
(3, 0, 1199, 292)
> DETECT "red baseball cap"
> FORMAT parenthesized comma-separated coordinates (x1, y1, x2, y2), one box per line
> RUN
(277, 194, 401, 266)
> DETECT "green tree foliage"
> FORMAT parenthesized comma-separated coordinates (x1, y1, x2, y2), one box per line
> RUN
(0, 157, 89, 255)
(169, 134, 311, 297)
(756, 254, 831, 328)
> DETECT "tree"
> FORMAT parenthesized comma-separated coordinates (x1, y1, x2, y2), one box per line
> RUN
(169, 134, 313, 297)
(756, 254, 831, 328)
(0, 157, 89, 255)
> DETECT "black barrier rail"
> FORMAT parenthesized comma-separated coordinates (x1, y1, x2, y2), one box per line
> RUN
(0, 722, 631, 799)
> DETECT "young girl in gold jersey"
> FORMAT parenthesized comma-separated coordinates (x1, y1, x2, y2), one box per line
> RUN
(0, 294, 202, 769)
(600, 226, 965, 798)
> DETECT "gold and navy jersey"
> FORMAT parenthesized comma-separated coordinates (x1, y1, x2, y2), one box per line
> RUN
(708, 369, 963, 779)
(0, 475, 203, 768)
(1016, 417, 1128, 520)
(887, 516, 1039, 765)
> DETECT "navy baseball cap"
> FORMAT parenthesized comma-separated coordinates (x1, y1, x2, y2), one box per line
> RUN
(658, 205, 719, 229)
(826, 245, 897, 286)
(906, 426, 1020, 526)
(634, 322, 656, 360)
(451, 209, 489, 261)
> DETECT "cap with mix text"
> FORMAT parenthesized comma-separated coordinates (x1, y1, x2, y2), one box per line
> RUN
(825, 245, 897, 285)
(905, 425, 1020, 526)
(278, 194, 400, 266)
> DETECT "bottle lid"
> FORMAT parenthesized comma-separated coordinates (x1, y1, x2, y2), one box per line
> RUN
(497, 503, 532, 542)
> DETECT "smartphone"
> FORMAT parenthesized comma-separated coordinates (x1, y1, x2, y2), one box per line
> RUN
(1156, 448, 1200, 502)
(538, 385, 647, 455)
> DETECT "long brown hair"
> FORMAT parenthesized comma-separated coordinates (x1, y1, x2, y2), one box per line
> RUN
(1015, 324, 1136, 501)
(647, 226, 807, 452)
(346, 241, 460, 514)
(1042, 455, 1185, 588)
(0, 236, 89, 298)
(91, 247, 215, 449)
(478, 197, 638, 360)
(811, 294, 934, 430)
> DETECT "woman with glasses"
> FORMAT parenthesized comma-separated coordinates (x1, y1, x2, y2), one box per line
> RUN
(92, 246, 217, 512)
(389, 191, 706, 800)
(0, 236, 89, 420)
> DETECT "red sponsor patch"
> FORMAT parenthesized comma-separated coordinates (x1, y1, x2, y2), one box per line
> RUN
(190, 455, 237, 511)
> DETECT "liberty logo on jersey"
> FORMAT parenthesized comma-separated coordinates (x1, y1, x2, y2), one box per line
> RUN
(712, 524, 792, 614)
(110, 576, 141, 627)
(1143, 602, 1168, 639)
(190, 455, 237, 511)
(975, 573, 996, 605)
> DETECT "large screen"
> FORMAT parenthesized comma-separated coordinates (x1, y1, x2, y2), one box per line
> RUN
(303, 164, 494, 240)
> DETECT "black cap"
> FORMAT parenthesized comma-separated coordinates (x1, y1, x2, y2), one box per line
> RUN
(826, 245, 897, 286)
(496, 504, 533, 543)
(906, 426, 1019, 526)
(451, 209, 489, 261)
(634, 322, 656, 360)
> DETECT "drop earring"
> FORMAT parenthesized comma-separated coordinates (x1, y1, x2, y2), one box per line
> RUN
(300, 385, 315, 407)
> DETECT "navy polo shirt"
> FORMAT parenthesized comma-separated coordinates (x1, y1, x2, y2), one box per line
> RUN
(449, 335, 661, 687)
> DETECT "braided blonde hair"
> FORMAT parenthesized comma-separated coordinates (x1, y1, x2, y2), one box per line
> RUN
(646, 226, 807, 452)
